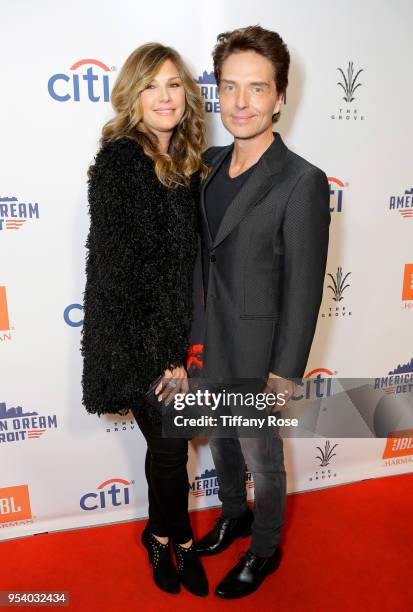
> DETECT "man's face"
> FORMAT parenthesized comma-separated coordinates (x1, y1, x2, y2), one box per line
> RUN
(218, 50, 283, 139)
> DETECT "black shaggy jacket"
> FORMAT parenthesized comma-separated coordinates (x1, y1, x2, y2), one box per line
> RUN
(80, 137, 199, 417)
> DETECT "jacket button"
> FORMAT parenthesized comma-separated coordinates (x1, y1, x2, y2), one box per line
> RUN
(210, 254, 216, 263)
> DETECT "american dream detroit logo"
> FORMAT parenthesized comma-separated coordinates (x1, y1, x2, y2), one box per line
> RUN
(48, 58, 116, 102)
(0, 197, 40, 231)
(190, 467, 253, 498)
(197, 70, 220, 113)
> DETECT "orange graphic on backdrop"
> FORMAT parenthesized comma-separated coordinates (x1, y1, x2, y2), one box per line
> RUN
(402, 264, 413, 301)
(0, 484, 32, 524)
(382, 429, 413, 459)
(0, 286, 10, 331)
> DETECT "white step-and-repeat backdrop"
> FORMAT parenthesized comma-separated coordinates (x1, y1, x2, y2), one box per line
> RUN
(1, 0, 412, 540)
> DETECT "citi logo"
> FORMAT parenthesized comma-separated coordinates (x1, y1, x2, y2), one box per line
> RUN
(48, 58, 115, 103)
(293, 368, 335, 401)
(64, 303, 83, 327)
(328, 177, 348, 213)
(80, 478, 132, 511)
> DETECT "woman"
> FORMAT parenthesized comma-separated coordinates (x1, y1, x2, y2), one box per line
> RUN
(80, 42, 209, 597)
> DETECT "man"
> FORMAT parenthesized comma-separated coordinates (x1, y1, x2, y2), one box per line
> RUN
(194, 25, 331, 598)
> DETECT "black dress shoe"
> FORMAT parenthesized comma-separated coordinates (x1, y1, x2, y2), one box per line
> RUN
(195, 507, 253, 556)
(172, 542, 209, 597)
(215, 547, 282, 599)
(141, 528, 180, 594)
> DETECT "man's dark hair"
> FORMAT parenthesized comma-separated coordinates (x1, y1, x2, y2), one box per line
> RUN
(212, 24, 290, 123)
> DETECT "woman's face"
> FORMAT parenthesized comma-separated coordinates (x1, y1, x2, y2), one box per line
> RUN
(140, 59, 186, 140)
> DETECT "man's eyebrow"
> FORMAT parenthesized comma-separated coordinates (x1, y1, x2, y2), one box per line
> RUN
(250, 81, 270, 87)
(220, 79, 270, 87)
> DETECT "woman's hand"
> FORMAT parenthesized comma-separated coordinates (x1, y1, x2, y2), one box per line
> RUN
(155, 365, 189, 407)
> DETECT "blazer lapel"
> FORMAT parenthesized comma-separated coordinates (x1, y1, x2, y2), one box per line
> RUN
(212, 133, 288, 249)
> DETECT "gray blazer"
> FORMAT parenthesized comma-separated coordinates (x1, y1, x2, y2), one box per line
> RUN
(200, 132, 330, 383)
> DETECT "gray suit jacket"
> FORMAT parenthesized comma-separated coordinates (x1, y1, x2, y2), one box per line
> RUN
(200, 132, 330, 383)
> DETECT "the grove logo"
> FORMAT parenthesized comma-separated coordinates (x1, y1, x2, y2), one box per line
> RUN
(337, 61, 363, 102)
(321, 267, 352, 319)
(330, 60, 366, 121)
(48, 58, 115, 103)
(308, 440, 339, 483)
(327, 266, 351, 302)
(80, 478, 132, 511)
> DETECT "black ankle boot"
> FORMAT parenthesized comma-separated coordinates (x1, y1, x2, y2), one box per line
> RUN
(141, 528, 180, 594)
(172, 541, 209, 597)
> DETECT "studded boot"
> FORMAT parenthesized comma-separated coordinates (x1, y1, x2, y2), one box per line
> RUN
(141, 527, 180, 594)
(172, 541, 209, 597)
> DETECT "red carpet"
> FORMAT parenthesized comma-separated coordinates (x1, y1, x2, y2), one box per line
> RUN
(2, 473, 412, 611)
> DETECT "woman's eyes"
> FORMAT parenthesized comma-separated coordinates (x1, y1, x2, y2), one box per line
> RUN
(146, 82, 181, 89)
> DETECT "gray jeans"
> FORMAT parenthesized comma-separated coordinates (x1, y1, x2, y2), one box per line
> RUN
(209, 423, 286, 558)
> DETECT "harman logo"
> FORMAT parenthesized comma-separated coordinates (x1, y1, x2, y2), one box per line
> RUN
(48, 58, 116, 103)
(330, 61, 366, 121)
(328, 177, 348, 213)
(374, 357, 413, 395)
(389, 187, 413, 219)
(0, 484, 33, 528)
(190, 467, 253, 497)
(80, 478, 133, 511)
(382, 429, 413, 466)
(293, 368, 335, 401)
(402, 264, 413, 308)
(0, 401, 58, 444)
(196, 70, 220, 113)
(309, 440, 338, 482)
(0, 286, 13, 342)
(0, 197, 40, 231)
(321, 267, 352, 318)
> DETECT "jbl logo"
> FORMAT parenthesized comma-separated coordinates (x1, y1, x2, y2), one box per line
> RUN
(0, 485, 32, 523)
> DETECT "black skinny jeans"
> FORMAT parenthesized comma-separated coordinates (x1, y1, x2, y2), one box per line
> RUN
(132, 408, 193, 544)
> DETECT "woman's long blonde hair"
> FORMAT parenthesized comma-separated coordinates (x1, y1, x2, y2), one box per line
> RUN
(98, 42, 208, 187)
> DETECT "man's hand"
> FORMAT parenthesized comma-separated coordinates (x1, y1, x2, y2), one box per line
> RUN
(263, 372, 298, 412)
(155, 365, 189, 407)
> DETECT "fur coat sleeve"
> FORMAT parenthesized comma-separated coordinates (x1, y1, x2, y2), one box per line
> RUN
(80, 137, 198, 417)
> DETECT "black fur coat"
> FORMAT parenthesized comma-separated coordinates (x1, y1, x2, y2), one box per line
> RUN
(80, 137, 199, 417)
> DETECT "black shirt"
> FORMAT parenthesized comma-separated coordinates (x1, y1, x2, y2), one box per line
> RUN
(202, 151, 258, 296)
(205, 151, 257, 241)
